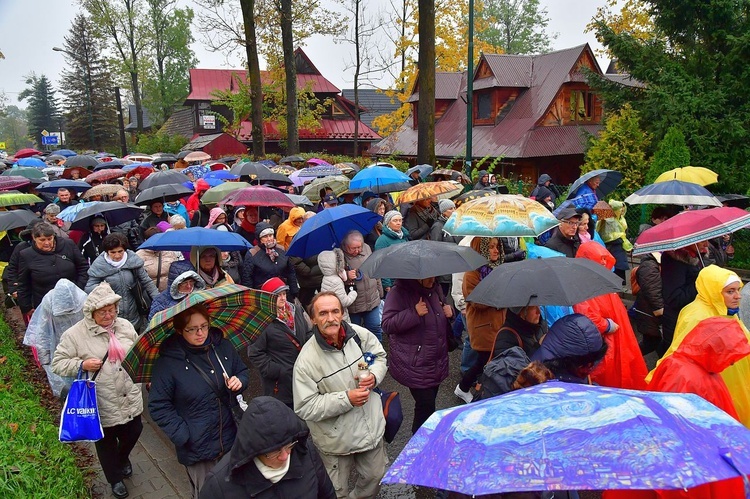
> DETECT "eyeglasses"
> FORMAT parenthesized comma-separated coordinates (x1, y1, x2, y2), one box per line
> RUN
(264, 441, 297, 459)
(183, 323, 209, 335)
(94, 307, 117, 318)
(560, 220, 580, 226)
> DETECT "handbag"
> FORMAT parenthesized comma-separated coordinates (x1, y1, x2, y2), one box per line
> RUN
(59, 362, 106, 442)
(129, 269, 152, 316)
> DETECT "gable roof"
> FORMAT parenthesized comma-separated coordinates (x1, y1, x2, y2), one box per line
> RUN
(408, 72, 465, 103)
(158, 107, 194, 139)
(124, 104, 154, 131)
(341, 89, 402, 128)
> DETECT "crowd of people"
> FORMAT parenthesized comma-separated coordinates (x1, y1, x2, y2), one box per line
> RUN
(7, 159, 750, 499)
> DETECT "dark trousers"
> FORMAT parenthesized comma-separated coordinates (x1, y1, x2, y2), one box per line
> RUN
(94, 415, 143, 484)
(409, 386, 440, 434)
(459, 350, 491, 392)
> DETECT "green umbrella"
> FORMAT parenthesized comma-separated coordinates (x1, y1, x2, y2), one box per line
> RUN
(302, 175, 350, 202)
(201, 181, 250, 205)
(1, 167, 46, 180)
(0, 191, 44, 207)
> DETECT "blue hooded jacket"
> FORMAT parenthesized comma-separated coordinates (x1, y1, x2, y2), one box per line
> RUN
(531, 314, 603, 383)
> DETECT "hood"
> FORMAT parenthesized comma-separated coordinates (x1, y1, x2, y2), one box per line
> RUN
(366, 197, 384, 214)
(609, 199, 625, 218)
(190, 246, 221, 269)
(538, 174, 552, 185)
(229, 396, 309, 473)
(195, 179, 210, 194)
(233, 206, 246, 225)
(88, 249, 146, 278)
(207, 207, 226, 227)
(287, 206, 305, 224)
(695, 264, 743, 316)
(167, 260, 196, 287)
(576, 241, 615, 271)
(483, 346, 531, 396)
(49, 278, 88, 316)
(477, 170, 488, 179)
(531, 314, 602, 362)
(82, 282, 122, 320)
(674, 316, 750, 373)
(317, 249, 346, 276)
(170, 270, 207, 300)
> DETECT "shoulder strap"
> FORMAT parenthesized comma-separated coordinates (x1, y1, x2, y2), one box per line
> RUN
(185, 356, 223, 399)
(487, 326, 522, 364)
(284, 330, 302, 351)
(91, 351, 109, 382)
(156, 253, 163, 290)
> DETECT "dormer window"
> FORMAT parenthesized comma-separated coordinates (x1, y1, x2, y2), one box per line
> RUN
(570, 90, 595, 122)
(477, 93, 492, 120)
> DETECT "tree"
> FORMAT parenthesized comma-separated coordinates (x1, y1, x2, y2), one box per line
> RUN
(0, 105, 31, 152)
(416, 0, 436, 165)
(240, 0, 265, 158)
(59, 14, 119, 151)
(585, 0, 656, 58)
(142, 0, 197, 125)
(275, 0, 298, 154)
(17, 74, 61, 148)
(645, 126, 690, 184)
(582, 104, 651, 194)
(476, 0, 556, 54)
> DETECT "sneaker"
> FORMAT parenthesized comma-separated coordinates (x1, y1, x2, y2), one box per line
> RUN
(454, 384, 473, 404)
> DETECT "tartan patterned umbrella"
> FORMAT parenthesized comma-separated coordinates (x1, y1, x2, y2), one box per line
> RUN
(123, 284, 277, 383)
(397, 181, 463, 205)
(219, 185, 296, 209)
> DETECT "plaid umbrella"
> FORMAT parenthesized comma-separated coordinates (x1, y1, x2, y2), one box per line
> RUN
(85, 169, 125, 184)
(397, 181, 462, 205)
(123, 284, 277, 383)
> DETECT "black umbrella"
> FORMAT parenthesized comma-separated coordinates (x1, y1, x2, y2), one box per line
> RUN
(69, 201, 145, 231)
(134, 184, 193, 206)
(717, 194, 750, 209)
(93, 159, 127, 171)
(453, 188, 495, 207)
(176, 150, 190, 159)
(63, 155, 98, 168)
(138, 170, 190, 190)
(565, 169, 623, 201)
(0, 210, 39, 231)
(218, 156, 238, 164)
(46, 154, 66, 163)
(359, 240, 488, 279)
(466, 257, 622, 309)
(280, 155, 305, 164)
(230, 161, 292, 185)
(152, 154, 178, 164)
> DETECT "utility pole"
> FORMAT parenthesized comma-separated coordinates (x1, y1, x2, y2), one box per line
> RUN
(465, 0, 474, 177)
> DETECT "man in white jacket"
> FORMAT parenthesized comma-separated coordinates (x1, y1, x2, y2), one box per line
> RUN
(293, 291, 388, 499)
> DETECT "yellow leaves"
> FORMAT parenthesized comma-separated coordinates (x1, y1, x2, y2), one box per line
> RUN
(586, 0, 656, 57)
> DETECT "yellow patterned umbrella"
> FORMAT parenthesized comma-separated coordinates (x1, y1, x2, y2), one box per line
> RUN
(397, 181, 463, 205)
(444, 194, 559, 237)
(654, 166, 718, 186)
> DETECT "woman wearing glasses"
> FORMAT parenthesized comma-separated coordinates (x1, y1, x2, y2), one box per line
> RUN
(200, 396, 335, 499)
(148, 303, 249, 498)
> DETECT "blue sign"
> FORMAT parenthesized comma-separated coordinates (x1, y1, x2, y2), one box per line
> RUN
(42, 136, 59, 145)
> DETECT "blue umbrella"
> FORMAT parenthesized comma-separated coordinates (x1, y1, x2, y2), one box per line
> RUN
(257, 159, 277, 167)
(565, 169, 623, 201)
(286, 204, 380, 258)
(297, 165, 342, 178)
(383, 382, 750, 495)
(348, 166, 411, 194)
(57, 201, 92, 222)
(204, 170, 239, 181)
(16, 157, 46, 168)
(139, 227, 252, 251)
(56, 149, 77, 157)
(406, 164, 433, 180)
(121, 162, 153, 172)
(93, 159, 126, 171)
(35, 179, 92, 193)
(624, 180, 722, 206)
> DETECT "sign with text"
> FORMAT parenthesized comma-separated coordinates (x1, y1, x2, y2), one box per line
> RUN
(202, 115, 216, 129)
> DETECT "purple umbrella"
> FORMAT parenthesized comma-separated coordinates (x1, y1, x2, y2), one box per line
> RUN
(305, 158, 331, 166)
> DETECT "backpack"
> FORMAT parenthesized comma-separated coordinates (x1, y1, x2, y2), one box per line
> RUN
(630, 265, 640, 295)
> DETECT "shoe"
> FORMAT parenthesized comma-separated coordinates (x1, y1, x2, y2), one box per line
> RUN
(112, 481, 129, 499)
(454, 384, 473, 404)
(122, 461, 132, 478)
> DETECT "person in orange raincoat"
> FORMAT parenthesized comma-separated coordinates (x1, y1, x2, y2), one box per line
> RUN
(573, 242, 648, 389)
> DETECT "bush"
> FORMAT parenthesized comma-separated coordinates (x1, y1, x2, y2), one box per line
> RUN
(0, 317, 88, 497)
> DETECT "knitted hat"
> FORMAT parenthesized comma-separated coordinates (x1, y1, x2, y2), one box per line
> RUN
(256, 221, 274, 238)
(261, 277, 289, 295)
(91, 216, 106, 226)
(438, 199, 456, 214)
(383, 210, 402, 228)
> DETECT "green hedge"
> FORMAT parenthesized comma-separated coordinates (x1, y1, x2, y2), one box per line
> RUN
(0, 317, 89, 497)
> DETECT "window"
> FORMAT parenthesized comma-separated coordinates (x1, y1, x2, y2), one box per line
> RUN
(477, 92, 492, 120)
(331, 103, 345, 115)
(570, 90, 595, 122)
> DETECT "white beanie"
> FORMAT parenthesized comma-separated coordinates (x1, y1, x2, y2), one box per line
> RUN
(383, 210, 402, 228)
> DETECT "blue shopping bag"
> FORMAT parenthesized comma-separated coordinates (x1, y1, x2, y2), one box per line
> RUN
(59, 367, 104, 442)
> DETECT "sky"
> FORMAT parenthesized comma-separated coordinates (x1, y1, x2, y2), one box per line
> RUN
(0, 0, 614, 107)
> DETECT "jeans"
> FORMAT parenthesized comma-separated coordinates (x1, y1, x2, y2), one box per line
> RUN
(349, 305, 382, 342)
(460, 335, 478, 374)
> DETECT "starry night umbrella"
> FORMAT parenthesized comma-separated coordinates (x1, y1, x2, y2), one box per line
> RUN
(183, 164, 210, 179)
(68, 201, 144, 231)
(62, 155, 98, 169)
(84, 169, 125, 184)
(134, 184, 194, 206)
(219, 185, 295, 209)
(444, 194, 559, 237)
(200, 181, 251, 206)
(0, 192, 44, 207)
(35, 179, 92, 194)
(137, 170, 190, 190)
(123, 284, 277, 383)
(1, 167, 46, 180)
(359, 240, 487, 279)
(383, 382, 750, 495)
(82, 184, 123, 199)
(0, 210, 39, 231)
(0, 176, 31, 191)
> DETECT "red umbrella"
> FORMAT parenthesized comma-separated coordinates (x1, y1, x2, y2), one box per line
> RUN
(219, 185, 296, 209)
(0, 176, 31, 191)
(62, 166, 92, 180)
(125, 166, 153, 179)
(13, 148, 42, 159)
(85, 169, 126, 184)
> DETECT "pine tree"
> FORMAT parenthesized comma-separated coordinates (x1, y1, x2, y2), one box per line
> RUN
(59, 14, 118, 151)
(645, 126, 691, 184)
(17, 74, 61, 148)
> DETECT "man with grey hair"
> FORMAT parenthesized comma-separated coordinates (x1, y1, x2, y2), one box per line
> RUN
(43, 204, 70, 239)
(341, 230, 384, 342)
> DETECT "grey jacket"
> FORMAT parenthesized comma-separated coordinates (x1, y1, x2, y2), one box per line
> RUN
(343, 244, 383, 314)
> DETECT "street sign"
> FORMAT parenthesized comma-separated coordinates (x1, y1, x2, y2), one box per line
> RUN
(41, 130, 49, 137)
(42, 136, 59, 145)
(0, 142, 6, 150)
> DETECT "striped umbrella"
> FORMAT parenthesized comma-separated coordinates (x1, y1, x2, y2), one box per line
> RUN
(123, 284, 277, 383)
(297, 165, 341, 177)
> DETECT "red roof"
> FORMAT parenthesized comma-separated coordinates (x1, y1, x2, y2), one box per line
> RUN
(185, 69, 339, 102)
(238, 119, 380, 142)
(408, 72, 464, 103)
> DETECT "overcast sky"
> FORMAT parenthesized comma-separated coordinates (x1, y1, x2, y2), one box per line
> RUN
(0, 0, 614, 107)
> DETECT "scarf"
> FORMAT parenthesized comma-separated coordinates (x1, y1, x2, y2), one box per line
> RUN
(384, 225, 403, 239)
(278, 301, 295, 330)
(240, 217, 256, 235)
(728, 307, 740, 316)
(415, 204, 439, 224)
(265, 244, 279, 262)
(578, 231, 592, 244)
(199, 265, 220, 287)
(478, 238, 503, 280)
(105, 251, 128, 268)
(253, 456, 290, 483)
(104, 322, 126, 364)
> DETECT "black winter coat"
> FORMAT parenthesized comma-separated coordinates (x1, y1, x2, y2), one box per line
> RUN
(491, 309, 545, 360)
(543, 227, 580, 258)
(634, 253, 663, 338)
(661, 250, 701, 344)
(17, 237, 88, 313)
(148, 330, 249, 466)
(241, 245, 299, 297)
(3, 240, 30, 296)
(200, 397, 335, 499)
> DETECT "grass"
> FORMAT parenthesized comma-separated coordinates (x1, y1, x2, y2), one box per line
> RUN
(0, 316, 89, 498)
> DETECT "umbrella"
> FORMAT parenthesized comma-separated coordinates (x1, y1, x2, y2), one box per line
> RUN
(203, 170, 239, 181)
(123, 165, 153, 178)
(56, 149, 77, 157)
(62, 155, 98, 168)
(359, 240, 487, 279)
(444, 194, 560, 237)
(57, 202, 91, 222)
(46, 154, 66, 163)
(0, 210, 39, 231)
(301, 175, 350, 202)
(0, 192, 44, 207)
(2, 167, 46, 180)
(137, 170, 190, 190)
(287, 170, 308, 188)
(13, 148, 42, 159)
(306, 158, 331, 166)
(717, 193, 750, 209)
(184, 151, 211, 162)
(466, 257, 622, 308)
(134, 184, 193, 206)
(348, 166, 411, 194)
(592, 199, 615, 219)
(36, 179, 92, 194)
(230, 161, 283, 182)
(42, 166, 66, 178)
(183, 164, 210, 179)
(286, 193, 313, 208)
(84, 169, 125, 184)
(453, 188, 495, 207)
(279, 155, 305, 164)
(382, 382, 750, 495)
(61, 166, 93, 179)
(151, 153, 178, 164)
(218, 156, 238, 164)
(201, 181, 251, 206)
(624, 180, 722, 206)
(16, 157, 46, 168)
(565, 169, 623, 201)
(209, 162, 230, 171)
(176, 150, 190, 160)
(286, 204, 380, 258)
(655, 166, 719, 186)
(428, 168, 472, 184)
(271, 165, 296, 175)
(297, 165, 341, 177)
(69, 201, 144, 231)
(138, 227, 252, 251)
(397, 181, 462, 205)
(405, 164, 433, 180)
(333, 162, 360, 174)
(93, 159, 127, 171)
(82, 184, 123, 199)
(0, 176, 31, 191)
(219, 186, 295, 209)
(123, 285, 277, 383)
(633, 206, 750, 255)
